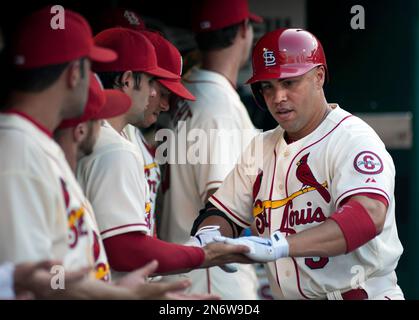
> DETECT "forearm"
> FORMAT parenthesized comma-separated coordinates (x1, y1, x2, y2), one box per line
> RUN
(197, 216, 235, 238)
(287, 219, 347, 257)
(192, 202, 243, 238)
(58, 277, 133, 300)
(287, 196, 383, 258)
(104, 232, 204, 274)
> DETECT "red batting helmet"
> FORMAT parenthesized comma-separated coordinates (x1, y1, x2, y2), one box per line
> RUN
(247, 28, 327, 109)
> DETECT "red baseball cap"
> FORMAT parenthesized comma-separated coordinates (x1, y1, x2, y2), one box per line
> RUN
(140, 31, 195, 101)
(92, 27, 179, 80)
(192, 0, 263, 33)
(12, 6, 116, 69)
(58, 73, 131, 129)
(97, 8, 146, 32)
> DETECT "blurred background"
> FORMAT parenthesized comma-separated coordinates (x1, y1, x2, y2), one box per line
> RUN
(1, 0, 418, 299)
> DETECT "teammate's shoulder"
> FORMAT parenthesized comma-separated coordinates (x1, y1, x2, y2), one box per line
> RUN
(83, 123, 142, 162)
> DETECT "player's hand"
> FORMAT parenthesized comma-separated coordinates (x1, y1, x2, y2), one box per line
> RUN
(214, 230, 289, 263)
(184, 225, 238, 273)
(14, 260, 90, 299)
(117, 260, 220, 300)
(200, 242, 252, 269)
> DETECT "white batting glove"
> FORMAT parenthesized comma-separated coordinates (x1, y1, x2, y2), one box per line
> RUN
(184, 225, 238, 273)
(184, 225, 222, 247)
(214, 230, 289, 263)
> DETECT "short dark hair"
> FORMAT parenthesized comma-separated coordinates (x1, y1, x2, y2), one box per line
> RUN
(97, 71, 143, 90)
(195, 23, 242, 51)
(8, 57, 87, 93)
(9, 62, 69, 92)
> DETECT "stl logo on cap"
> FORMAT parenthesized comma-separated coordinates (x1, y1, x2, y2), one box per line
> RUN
(263, 48, 276, 67)
(124, 10, 141, 27)
(200, 21, 211, 30)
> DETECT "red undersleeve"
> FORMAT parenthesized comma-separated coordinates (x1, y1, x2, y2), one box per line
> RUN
(103, 232, 205, 274)
(330, 199, 378, 253)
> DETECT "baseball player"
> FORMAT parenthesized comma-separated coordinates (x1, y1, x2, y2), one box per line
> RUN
(55, 72, 133, 282)
(77, 27, 249, 279)
(159, 0, 261, 299)
(122, 30, 196, 237)
(192, 28, 404, 300)
(0, 7, 216, 300)
(0, 6, 116, 276)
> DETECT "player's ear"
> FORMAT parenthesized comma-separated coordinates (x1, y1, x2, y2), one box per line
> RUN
(239, 19, 251, 39)
(120, 71, 134, 93)
(314, 66, 326, 89)
(73, 123, 87, 143)
(66, 59, 82, 89)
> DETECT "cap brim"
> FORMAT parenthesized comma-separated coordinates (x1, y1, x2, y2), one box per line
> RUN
(249, 13, 263, 23)
(158, 79, 196, 101)
(246, 65, 320, 84)
(95, 90, 132, 120)
(89, 45, 118, 62)
(145, 66, 180, 80)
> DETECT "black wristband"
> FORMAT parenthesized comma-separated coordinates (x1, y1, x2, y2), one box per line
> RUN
(191, 202, 243, 237)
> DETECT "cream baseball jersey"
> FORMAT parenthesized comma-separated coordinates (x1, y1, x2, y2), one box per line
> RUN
(77, 121, 152, 239)
(123, 124, 160, 237)
(210, 105, 404, 299)
(0, 113, 110, 281)
(159, 67, 259, 299)
(160, 67, 258, 244)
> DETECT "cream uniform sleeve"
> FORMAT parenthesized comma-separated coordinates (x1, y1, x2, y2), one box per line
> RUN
(330, 123, 395, 207)
(0, 173, 59, 263)
(193, 116, 254, 203)
(209, 135, 261, 229)
(78, 148, 150, 239)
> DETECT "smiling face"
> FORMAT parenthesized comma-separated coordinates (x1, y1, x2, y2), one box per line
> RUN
(259, 66, 327, 140)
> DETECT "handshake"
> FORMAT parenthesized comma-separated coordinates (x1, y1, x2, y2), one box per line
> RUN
(186, 226, 289, 268)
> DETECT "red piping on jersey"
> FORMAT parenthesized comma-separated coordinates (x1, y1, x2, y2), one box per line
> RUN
(100, 223, 149, 236)
(281, 115, 353, 300)
(210, 195, 251, 227)
(3, 110, 53, 137)
(200, 181, 224, 200)
(292, 257, 310, 299)
(336, 187, 390, 207)
(284, 115, 353, 196)
(269, 150, 283, 292)
(206, 269, 211, 294)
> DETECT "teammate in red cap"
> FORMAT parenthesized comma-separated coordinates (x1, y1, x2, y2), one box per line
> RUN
(55, 73, 131, 282)
(76, 27, 249, 280)
(193, 28, 404, 300)
(0, 6, 205, 299)
(123, 30, 196, 237)
(95, 7, 146, 33)
(0, 5, 114, 272)
(52, 73, 219, 300)
(159, 0, 262, 299)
